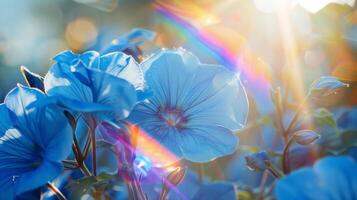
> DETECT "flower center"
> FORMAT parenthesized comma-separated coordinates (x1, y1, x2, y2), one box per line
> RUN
(159, 107, 187, 129)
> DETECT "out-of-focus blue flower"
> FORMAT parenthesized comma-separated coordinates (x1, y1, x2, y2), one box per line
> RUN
(102, 28, 156, 61)
(338, 106, 357, 130)
(142, 169, 236, 200)
(0, 85, 72, 199)
(191, 181, 236, 200)
(245, 151, 271, 172)
(275, 156, 357, 200)
(129, 48, 248, 162)
(44, 50, 142, 122)
(96, 122, 135, 181)
(225, 151, 264, 188)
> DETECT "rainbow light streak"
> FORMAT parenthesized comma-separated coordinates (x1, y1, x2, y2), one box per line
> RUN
(131, 125, 179, 169)
(129, 125, 188, 199)
(107, 124, 187, 198)
(154, 1, 272, 95)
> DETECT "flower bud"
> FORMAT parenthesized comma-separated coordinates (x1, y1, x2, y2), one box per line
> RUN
(165, 167, 187, 187)
(293, 130, 320, 145)
(309, 76, 348, 98)
(245, 151, 271, 172)
(160, 167, 187, 200)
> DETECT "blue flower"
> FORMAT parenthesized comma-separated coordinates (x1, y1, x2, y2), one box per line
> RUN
(275, 156, 357, 200)
(44, 50, 142, 122)
(101, 28, 155, 61)
(0, 85, 72, 199)
(141, 170, 236, 200)
(245, 151, 271, 172)
(129, 49, 249, 162)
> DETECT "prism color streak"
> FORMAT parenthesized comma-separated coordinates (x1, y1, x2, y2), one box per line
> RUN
(154, 0, 272, 96)
(131, 125, 179, 168)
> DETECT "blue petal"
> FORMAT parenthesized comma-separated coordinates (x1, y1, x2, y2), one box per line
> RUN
(45, 63, 94, 106)
(30, 95, 113, 113)
(4, 86, 72, 161)
(45, 60, 137, 119)
(314, 156, 357, 200)
(53, 50, 78, 64)
(102, 28, 155, 54)
(178, 126, 238, 162)
(91, 52, 144, 89)
(142, 49, 248, 131)
(130, 49, 245, 162)
(0, 176, 15, 199)
(275, 156, 357, 200)
(275, 168, 321, 200)
(0, 86, 72, 197)
(14, 160, 62, 196)
(87, 68, 137, 119)
(4, 85, 46, 120)
(44, 63, 109, 112)
(79, 51, 100, 68)
(192, 182, 236, 200)
(53, 50, 99, 68)
(0, 104, 16, 136)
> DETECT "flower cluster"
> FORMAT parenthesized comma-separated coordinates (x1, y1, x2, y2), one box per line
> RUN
(1, 27, 357, 200)
(0, 29, 248, 199)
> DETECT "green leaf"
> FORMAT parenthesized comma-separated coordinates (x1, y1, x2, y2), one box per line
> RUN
(237, 191, 253, 200)
(311, 108, 337, 128)
(238, 145, 261, 153)
(96, 139, 116, 153)
(67, 172, 118, 198)
(96, 172, 115, 182)
(67, 176, 98, 196)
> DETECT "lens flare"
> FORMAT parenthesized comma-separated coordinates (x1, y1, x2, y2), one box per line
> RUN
(129, 124, 179, 169)
(154, 0, 272, 97)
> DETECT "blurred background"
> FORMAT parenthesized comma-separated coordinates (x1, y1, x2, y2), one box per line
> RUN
(2, 1, 357, 196)
(1, 0, 357, 107)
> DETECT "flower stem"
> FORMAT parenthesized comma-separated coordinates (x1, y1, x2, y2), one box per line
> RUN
(267, 166, 282, 178)
(91, 128, 97, 176)
(126, 182, 135, 200)
(71, 133, 92, 176)
(82, 134, 91, 160)
(90, 119, 97, 176)
(79, 162, 92, 176)
(129, 182, 139, 200)
(133, 178, 147, 200)
(46, 182, 66, 200)
(212, 160, 224, 180)
(284, 95, 309, 137)
(281, 95, 309, 173)
(198, 163, 204, 184)
(257, 170, 269, 200)
(273, 88, 287, 143)
(282, 137, 294, 173)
